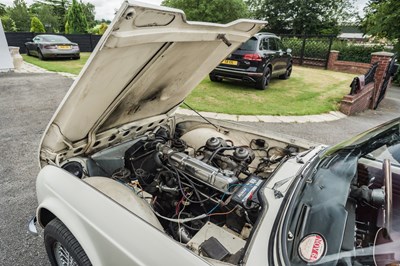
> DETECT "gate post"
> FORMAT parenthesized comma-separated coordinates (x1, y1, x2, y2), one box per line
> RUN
(299, 36, 306, 65)
(325, 36, 334, 69)
(370, 51, 394, 108)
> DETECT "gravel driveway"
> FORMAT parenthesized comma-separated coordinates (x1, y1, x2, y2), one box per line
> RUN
(0, 71, 399, 265)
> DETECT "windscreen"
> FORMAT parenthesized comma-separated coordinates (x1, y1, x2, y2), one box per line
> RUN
(238, 37, 258, 51)
(42, 35, 70, 43)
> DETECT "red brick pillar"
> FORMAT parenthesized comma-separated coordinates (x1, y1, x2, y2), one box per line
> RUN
(327, 50, 339, 71)
(370, 51, 395, 108)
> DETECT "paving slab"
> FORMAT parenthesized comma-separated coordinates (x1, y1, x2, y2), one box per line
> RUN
(256, 115, 283, 123)
(198, 111, 218, 119)
(176, 108, 197, 116)
(237, 115, 260, 122)
(329, 111, 347, 119)
(215, 113, 237, 121)
(15, 62, 50, 74)
(306, 114, 331, 123)
(290, 116, 312, 123)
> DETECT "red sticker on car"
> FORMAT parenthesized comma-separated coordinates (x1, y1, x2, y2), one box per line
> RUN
(298, 233, 326, 263)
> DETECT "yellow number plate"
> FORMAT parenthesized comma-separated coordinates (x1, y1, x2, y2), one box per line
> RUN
(57, 45, 71, 49)
(221, 59, 238, 65)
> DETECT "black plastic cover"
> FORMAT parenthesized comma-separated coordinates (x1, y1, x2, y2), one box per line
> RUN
(200, 237, 230, 261)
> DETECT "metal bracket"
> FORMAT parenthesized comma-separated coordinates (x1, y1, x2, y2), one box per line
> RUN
(217, 34, 232, 47)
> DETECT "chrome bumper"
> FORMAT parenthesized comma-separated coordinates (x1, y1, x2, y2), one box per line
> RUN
(27, 216, 39, 236)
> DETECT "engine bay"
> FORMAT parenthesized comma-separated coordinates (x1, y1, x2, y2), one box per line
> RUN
(59, 121, 303, 264)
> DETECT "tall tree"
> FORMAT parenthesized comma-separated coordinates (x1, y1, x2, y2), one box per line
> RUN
(30, 2, 60, 32)
(36, 0, 70, 32)
(362, 0, 400, 52)
(0, 3, 7, 16)
(65, 0, 87, 33)
(8, 0, 31, 31)
(161, 0, 248, 24)
(1, 16, 17, 31)
(81, 1, 95, 28)
(248, 0, 355, 34)
(30, 16, 46, 32)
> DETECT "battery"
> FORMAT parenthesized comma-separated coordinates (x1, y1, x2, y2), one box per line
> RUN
(231, 175, 264, 208)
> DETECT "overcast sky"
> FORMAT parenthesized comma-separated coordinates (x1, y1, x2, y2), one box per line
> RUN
(1, 0, 369, 21)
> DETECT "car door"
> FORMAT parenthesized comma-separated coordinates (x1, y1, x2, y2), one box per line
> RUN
(267, 37, 284, 76)
(258, 37, 271, 72)
(26, 37, 37, 53)
(276, 38, 291, 70)
(31, 36, 41, 55)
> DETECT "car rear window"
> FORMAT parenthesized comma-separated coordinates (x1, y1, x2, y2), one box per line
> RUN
(41, 35, 70, 43)
(238, 37, 258, 51)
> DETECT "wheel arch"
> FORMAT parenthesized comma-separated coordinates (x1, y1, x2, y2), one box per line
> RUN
(36, 200, 102, 265)
(38, 207, 56, 227)
(267, 63, 273, 73)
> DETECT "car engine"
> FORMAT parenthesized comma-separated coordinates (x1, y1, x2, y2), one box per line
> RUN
(61, 124, 299, 264)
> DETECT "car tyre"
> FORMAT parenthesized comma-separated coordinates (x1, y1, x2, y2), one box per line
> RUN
(44, 218, 92, 266)
(26, 46, 31, 56)
(37, 49, 45, 60)
(279, 64, 292, 80)
(209, 74, 223, 82)
(255, 67, 271, 90)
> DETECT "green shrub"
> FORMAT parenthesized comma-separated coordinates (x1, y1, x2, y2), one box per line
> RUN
(1, 16, 17, 32)
(30, 16, 45, 33)
(332, 42, 392, 63)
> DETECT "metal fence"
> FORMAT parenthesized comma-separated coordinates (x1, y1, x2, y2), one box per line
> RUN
(4, 32, 102, 53)
(279, 34, 335, 69)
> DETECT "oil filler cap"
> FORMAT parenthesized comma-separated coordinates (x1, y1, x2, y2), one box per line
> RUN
(298, 233, 327, 263)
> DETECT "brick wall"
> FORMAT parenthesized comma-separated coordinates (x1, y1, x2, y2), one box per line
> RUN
(339, 82, 374, 115)
(338, 51, 395, 115)
(327, 50, 371, 74)
(370, 52, 394, 109)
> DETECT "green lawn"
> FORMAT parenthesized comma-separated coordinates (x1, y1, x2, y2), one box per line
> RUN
(22, 52, 91, 75)
(23, 52, 354, 115)
(185, 66, 354, 115)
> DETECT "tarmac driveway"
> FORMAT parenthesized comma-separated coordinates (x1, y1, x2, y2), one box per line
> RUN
(0, 72, 399, 265)
(0, 73, 72, 266)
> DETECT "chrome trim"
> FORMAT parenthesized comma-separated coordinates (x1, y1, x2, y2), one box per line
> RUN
(27, 216, 38, 236)
(214, 67, 263, 76)
(383, 159, 392, 234)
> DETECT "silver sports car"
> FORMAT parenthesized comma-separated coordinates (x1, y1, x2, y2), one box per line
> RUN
(25, 34, 80, 60)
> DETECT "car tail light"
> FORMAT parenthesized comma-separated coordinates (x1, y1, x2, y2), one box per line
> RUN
(243, 53, 262, 61)
(44, 45, 57, 49)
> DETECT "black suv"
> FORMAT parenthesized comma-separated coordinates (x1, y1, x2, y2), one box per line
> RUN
(209, 33, 292, 90)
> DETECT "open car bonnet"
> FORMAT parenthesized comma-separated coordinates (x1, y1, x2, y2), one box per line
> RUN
(39, 1, 265, 164)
